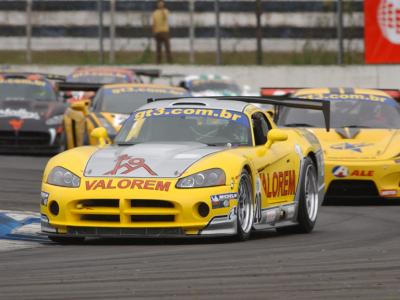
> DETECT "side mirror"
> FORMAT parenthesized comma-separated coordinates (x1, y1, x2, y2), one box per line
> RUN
(90, 127, 109, 146)
(266, 109, 274, 118)
(70, 101, 87, 112)
(265, 129, 288, 149)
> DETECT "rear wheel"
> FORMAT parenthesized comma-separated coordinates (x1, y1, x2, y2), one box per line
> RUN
(276, 157, 319, 234)
(48, 236, 85, 244)
(236, 169, 254, 241)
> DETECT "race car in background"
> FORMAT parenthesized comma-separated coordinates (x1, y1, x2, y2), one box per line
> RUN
(178, 74, 252, 96)
(0, 72, 67, 153)
(40, 96, 329, 243)
(64, 67, 160, 102)
(60, 83, 189, 149)
(264, 87, 400, 202)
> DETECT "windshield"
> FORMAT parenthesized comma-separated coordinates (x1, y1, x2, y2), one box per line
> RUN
(67, 74, 130, 84)
(115, 107, 252, 146)
(92, 87, 189, 114)
(0, 79, 56, 101)
(277, 99, 400, 129)
(190, 80, 242, 94)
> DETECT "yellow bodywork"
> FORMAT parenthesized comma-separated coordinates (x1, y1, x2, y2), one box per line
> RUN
(42, 105, 323, 237)
(294, 88, 400, 200)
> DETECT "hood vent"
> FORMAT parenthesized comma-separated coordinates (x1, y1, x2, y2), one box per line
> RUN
(335, 127, 360, 139)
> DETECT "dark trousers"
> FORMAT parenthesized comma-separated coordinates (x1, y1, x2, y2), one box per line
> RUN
(155, 32, 172, 64)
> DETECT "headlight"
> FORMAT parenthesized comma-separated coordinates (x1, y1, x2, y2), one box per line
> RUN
(46, 115, 63, 126)
(98, 117, 117, 135)
(176, 168, 226, 188)
(47, 166, 81, 188)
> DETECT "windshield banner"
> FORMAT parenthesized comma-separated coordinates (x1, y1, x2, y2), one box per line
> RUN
(132, 108, 249, 127)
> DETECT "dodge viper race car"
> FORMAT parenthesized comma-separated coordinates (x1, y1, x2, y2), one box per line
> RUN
(0, 72, 67, 153)
(40, 96, 330, 243)
(265, 87, 400, 201)
(62, 83, 189, 149)
(64, 67, 160, 102)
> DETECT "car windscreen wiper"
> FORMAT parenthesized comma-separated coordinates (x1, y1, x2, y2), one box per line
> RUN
(282, 123, 316, 127)
(116, 142, 138, 146)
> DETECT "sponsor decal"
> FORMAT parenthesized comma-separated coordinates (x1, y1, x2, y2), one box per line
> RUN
(106, 86, 185, 95)
(350, 170, 374, 177)
(0, 108, 40, 120)
(330, 142, 373, 153)
(210, 193, 237, 209)
(299, 93, 397, 106)
(85, 179, 171, 191)
(132, 108, 249, 127)
(9, 119, 24, 131)
(332, 166, 349, 178)
(380, 189, 397, 197)
(104, 155, 157, 176)
(0, 79, 46, 87)
(260, 170, 296, 198)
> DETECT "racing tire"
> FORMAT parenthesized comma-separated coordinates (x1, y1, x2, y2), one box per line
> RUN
(48, 236, 85, 245)
(276, 157, 319, 234)
(236, 169, 254, 241)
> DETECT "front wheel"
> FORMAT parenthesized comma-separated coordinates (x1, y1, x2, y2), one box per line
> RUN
(276, 157, 319, 234)
(236, 169, 254, 241)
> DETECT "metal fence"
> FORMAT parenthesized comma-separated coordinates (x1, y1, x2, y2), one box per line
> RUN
(0, 0, 364, 64)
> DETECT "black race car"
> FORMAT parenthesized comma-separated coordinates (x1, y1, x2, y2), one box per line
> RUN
(0, 72, 67, 154)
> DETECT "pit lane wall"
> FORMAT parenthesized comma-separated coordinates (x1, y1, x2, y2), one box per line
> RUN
(7, 65, 400, 93)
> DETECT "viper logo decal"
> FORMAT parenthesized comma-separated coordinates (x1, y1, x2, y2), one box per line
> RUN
(104, 155, 158, 176)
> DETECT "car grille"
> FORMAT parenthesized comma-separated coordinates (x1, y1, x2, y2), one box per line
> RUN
(326, 180, 380, 199)
(0, 131, 50, 146)
(72, 199, 178, 225)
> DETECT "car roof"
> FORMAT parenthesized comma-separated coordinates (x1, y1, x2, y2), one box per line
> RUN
(139, 97, 251, 112)
(71, 67, 133, 75)
(184, 74, 232, 82)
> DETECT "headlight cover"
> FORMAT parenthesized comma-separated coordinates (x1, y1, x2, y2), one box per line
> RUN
(176, 168, 226, 188)
(47, 166, 81, 188)
(46, 115, 64, 126)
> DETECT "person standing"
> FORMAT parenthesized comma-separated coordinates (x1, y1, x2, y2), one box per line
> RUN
(152, 0, 172, 64)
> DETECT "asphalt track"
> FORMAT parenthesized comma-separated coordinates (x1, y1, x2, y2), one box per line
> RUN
(0, 155, 400, 300)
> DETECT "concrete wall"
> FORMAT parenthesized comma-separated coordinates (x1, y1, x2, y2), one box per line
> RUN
(7, 65, 400, 93)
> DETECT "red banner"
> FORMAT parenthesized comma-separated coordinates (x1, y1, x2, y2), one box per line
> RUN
(365, 0, 400, 63)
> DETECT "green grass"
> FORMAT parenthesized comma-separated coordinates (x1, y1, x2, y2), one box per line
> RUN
(0, 50, 364, 65)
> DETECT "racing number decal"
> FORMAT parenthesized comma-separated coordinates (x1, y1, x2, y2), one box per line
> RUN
(254, 176, 262, 224)
(104, 155, 157, 176)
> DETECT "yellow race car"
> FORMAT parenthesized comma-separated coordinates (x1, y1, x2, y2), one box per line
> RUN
(272, 88, 400, 202)
(40, 96, 330, 243)
(62, 83, 189, 149)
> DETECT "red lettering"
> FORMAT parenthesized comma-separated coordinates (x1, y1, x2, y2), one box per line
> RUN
(351, 170, 360, 176)
(282, 171, 289, 196)
(106, 179, 116, 189)
(144, 180, 156, 190)
(272, 173, 278, 197)
(85, 180, 97, 191)
(288, 170, 295, 195)
(155, 181, 171, 192)
(118, 179, 131, 189)
(260, 173, 267, 195)
(104, 155, 157, 176)
(278, 172, 284, 197)
(266, 173, 272, 197)
(367, 170, 374, 176)
(93, 180, 106, 190)
(130, 179, 144, 189)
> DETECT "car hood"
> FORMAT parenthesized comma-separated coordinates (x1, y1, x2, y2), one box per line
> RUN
(308, 128, 400, 160)
(191, 90, 241, 97)
(84, 142, 225, 178)
(0, 99, 65, 120)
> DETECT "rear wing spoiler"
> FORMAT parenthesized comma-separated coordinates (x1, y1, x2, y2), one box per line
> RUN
(57, 82, 103, 92)
(131, 69, 161, 82)
(148, 95, 331, 131)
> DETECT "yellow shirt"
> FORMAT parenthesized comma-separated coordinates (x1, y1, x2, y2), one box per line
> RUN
(152, 8, 170, 34)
